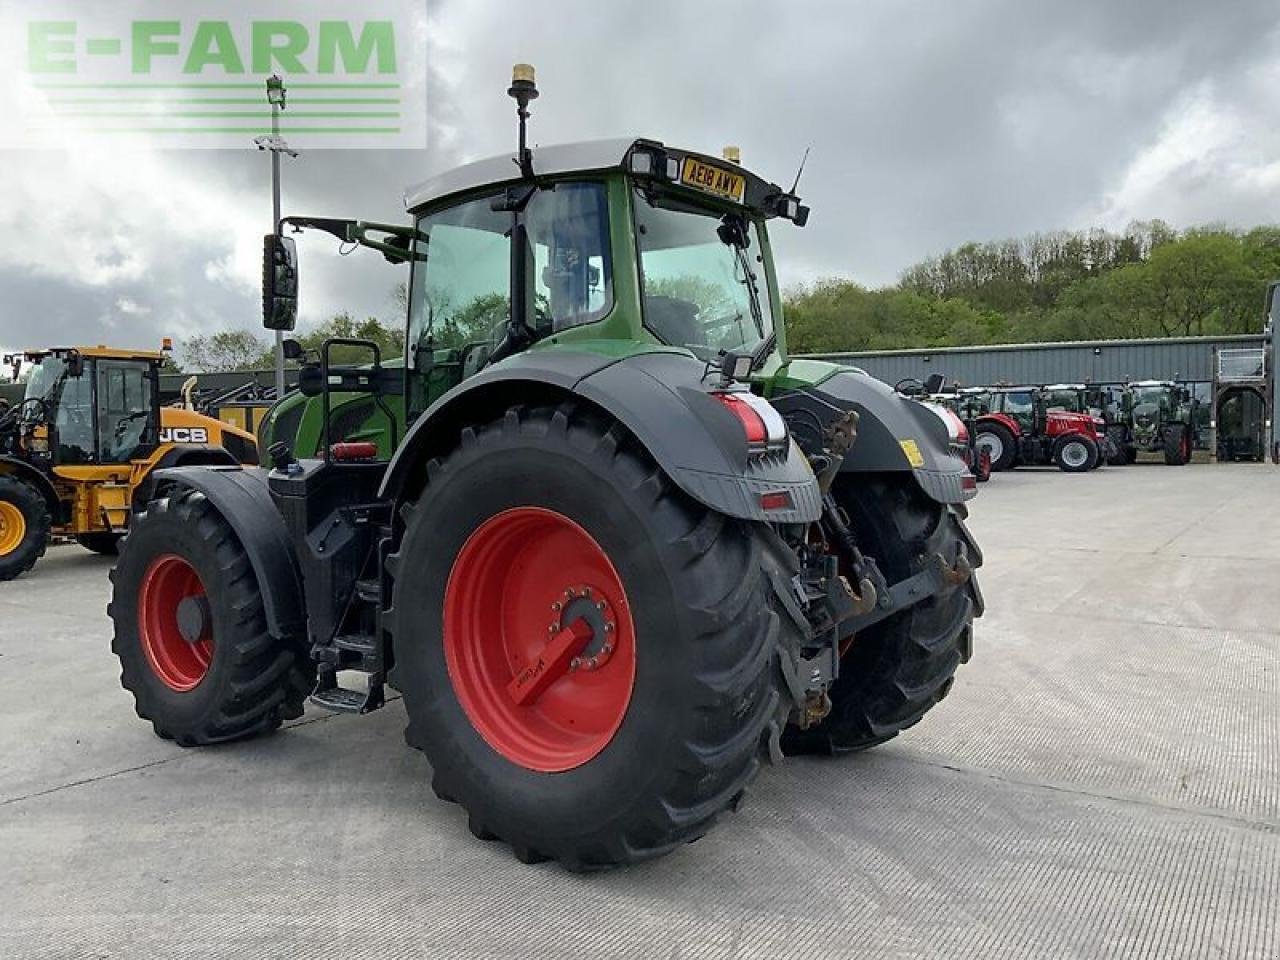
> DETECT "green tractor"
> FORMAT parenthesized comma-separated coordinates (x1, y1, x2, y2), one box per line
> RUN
(108, 67, 983, 869)
(1108, 380, 1197, 465)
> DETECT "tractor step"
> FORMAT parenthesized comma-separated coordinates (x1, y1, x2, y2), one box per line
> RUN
(309, 667, 385, 714)
(333, 633, 378, 657)
(355, 577, 381, 604)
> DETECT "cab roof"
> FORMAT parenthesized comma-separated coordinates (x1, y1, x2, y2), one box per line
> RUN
(24, 346, 164, 362)
(403, 137, 797, 218)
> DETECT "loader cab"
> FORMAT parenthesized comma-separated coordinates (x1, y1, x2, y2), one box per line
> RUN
(17, 349, 160, 467)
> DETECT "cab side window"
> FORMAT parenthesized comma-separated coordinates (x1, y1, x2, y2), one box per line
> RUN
(522, 182, 612, 336)
(97, 361, 154, 464)
(1003, 391, 1035, 431)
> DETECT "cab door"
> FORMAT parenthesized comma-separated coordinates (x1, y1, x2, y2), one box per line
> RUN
(96, 360, 158, 464)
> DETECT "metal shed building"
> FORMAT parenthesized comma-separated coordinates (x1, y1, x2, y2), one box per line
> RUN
(808, 334, 1266, 388)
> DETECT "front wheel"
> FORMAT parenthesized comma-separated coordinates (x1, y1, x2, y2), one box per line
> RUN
(975, 423, 1017, 471)
(1053, 435, 1098, 472)
(785, 477, 982, 754)
(1163, 424, 1191, 465)
(109, 490, 313, 745)
(389, 403, 795, 870)
(0, 475, 51, 581)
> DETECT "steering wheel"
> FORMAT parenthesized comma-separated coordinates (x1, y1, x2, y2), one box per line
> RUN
(1, 396, 48, 428)
(895, 377, 926, 396)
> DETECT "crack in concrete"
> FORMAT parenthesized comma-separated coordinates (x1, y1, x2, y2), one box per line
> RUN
(897, 753, 1280, 834)
(0, 694, 402, 809)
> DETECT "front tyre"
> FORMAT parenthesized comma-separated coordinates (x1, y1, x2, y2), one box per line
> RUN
(0, 475, 51, 581)
(1053, 435, 1098, 472)
(1163, 424, 1191, 465)
(975, 423, 1017, 471)
(109, 490, 313, 745)
(785, 477, 981, 754)
(389, 403, 791, 870)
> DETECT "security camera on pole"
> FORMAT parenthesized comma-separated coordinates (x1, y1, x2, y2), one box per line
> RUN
(254, 75, 298, 401)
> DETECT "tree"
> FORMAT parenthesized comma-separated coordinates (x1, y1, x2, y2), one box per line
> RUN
(180, 330, 269, 372)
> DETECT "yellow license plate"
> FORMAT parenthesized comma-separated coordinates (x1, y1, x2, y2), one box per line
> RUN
(679, 157, 746, 203)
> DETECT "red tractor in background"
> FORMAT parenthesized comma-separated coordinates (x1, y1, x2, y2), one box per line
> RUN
(966, 386, 1103, 473)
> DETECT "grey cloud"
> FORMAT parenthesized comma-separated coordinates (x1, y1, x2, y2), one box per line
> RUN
(3, 0, 1279, 358)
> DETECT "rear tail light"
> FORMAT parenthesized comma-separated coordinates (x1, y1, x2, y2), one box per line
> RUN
(942, 408, 969, 443)
(712, 391, 788, 452)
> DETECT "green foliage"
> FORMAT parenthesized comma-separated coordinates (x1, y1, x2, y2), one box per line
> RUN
(179, 314, 403, 372)
(787, 222, 1276, 353)
(291, 313, 405, 365)
(180, 329, 269, 372)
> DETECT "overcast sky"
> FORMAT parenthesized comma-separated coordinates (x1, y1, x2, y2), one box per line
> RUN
(2, 0, 1279, 362)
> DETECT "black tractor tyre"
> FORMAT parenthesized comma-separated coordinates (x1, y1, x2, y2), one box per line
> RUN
(76, 531, 121, 556)
(785, 476, 980, 755)
(0, 475, 51, 581)
(1163, 424, 1190, 466)
(1053, 435, 1099, 473)
(975, 422, 1017, 471)
(388, 402, 795, 870)
(108, 490, 313, 746)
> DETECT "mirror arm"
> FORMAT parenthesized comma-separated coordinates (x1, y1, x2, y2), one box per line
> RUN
(279, 216, 427, 263)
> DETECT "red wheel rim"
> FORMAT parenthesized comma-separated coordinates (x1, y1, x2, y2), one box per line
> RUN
(138, 554, 213, 692)
(443, 507, 637, 772)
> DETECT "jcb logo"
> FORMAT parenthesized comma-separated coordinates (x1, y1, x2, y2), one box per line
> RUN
(160, 427, 209, 444)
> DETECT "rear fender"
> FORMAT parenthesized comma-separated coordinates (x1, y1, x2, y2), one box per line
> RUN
(131, 445, 238, 510)
(0, 455, 60, 517)
(144, 466, 305, 639)
(378, 349, 821, 524)
(769, 368, 976, 504)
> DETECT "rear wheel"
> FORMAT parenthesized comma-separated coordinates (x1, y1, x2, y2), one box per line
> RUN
(1163, 424, 1190, 465)
(76, 531, 121, 556)
(0, 475, 50, 581)
(389, 403, 793, 869)
(109, 490, 313, 745)
(975, 422, 1017, 471)
(785, 477, 980, 754)
(1053, 435, 1098, 472)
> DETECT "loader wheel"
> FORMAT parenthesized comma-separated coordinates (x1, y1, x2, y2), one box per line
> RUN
(785, 477, 981, 754)
(109, 490, 313, 745)
(0, 475, 50, 581)
(1163, 425, 1190, 466)
(975, 423, 1016, 471)
(76, 532, 121, 556)
(1053, 435, 1098, 472)
(390, 403, 791, 870)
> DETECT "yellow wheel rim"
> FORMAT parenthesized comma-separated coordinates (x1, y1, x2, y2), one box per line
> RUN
(0, 501, 26, 557)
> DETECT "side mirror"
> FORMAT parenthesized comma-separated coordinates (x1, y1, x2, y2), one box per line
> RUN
(262, 234, 298, 331)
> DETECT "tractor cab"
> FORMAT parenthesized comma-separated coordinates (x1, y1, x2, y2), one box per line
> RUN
(4, 347, 161, 467)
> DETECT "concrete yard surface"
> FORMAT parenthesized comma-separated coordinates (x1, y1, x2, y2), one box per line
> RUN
(2, 463, 1278, 959)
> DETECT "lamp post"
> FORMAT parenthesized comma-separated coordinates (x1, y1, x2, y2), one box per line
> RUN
(255, 75, 297, 400)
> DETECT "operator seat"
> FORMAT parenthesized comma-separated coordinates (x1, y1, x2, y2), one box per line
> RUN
(644, 295, 705, 349)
